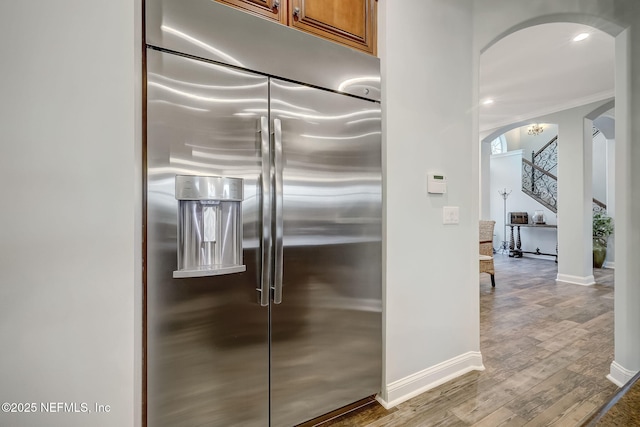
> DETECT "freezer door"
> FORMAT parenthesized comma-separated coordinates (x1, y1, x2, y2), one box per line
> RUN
(269, 79, 383, 426)
(146, 49, 270, 426)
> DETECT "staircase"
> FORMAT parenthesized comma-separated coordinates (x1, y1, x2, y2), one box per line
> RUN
(521, 131, 607, 214)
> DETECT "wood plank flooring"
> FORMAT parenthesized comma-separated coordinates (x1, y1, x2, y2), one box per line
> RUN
(321, 255, 618, 426)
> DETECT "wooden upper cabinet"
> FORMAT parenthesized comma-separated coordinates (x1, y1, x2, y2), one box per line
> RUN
(216, 0, 377, 55)
(290, 0, 376, 55)
(217, 0, 288, 24)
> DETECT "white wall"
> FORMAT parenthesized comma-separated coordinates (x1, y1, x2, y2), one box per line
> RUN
(592, 132, 608, 203)
(503, 128, 521, 150)
(480, 142, 491, 219)
(490, 151, 557, 259)
(605, 138, 616, 268)
(503, 124, 559, 178)
(379, 0, 480, 406)
(593, 114, 616, 257)
(0, 2, 140, 426)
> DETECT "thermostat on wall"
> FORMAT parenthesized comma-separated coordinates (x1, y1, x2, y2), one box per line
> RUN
(428, 174, 447, 194)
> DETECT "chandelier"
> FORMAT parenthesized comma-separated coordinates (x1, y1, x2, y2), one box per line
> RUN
(527, 123, 544, 136)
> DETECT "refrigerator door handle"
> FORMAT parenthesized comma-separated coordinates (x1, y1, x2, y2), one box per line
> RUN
(258, 116, 272, 307)
(272, 118, 284, 304)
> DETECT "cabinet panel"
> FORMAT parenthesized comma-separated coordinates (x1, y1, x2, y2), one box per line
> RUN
(291, 0, 376, 54)
(218, 0, 288, 24)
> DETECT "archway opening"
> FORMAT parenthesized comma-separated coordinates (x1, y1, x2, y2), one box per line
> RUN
(477, 19, 619, 416)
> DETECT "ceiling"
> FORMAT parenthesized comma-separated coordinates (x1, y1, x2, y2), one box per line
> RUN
(479, 22, 615, 133)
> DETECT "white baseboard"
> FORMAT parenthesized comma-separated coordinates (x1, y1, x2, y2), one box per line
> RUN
(522, 254, 556, 262)
(603, 261, 615, 269)
(556, 274, 596, 286)
(376, 351, 484, 409)
(607, 361, 639, 387)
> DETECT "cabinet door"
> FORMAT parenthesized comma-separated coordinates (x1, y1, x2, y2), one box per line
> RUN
(290, 0, 376, 55)
(218, 0, 288, 24)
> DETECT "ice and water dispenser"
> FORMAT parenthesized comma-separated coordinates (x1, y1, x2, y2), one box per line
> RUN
(173, 175, 246, 278)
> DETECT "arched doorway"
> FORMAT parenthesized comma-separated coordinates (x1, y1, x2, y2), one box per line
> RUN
(475, 6, 638, 386)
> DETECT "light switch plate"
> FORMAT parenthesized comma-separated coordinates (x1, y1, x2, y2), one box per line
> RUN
(443, 206, 459, 225)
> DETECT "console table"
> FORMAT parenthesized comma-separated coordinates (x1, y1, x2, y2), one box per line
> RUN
(507, 223, 558, 262)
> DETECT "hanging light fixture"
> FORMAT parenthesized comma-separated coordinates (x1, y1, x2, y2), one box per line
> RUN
(527, 123, 544, 136)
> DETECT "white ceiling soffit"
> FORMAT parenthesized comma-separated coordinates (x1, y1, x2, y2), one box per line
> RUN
(479, 22, 615, 133)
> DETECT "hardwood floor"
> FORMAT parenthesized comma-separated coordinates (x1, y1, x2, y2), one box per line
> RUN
(321, 255, 618, 426)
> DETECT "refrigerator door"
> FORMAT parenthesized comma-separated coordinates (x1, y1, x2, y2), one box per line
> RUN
(146, 48, 270, 426)
(269, 79, 383, 426)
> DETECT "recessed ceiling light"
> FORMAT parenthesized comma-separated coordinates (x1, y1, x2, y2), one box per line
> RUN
(573, 33, 589, 42)
(482, 99, 494, 105)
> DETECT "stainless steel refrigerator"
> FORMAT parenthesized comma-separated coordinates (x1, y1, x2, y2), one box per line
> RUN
(145, 1, 382, 426)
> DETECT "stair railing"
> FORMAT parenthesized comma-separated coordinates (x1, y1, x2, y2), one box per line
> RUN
(593, 198, 607, 215)
(522, 134, 606, 215)
(522, 159, 558, 212)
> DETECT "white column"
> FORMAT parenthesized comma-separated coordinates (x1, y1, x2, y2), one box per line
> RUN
(556, 116, 595, 285)
(609, 28, 640, 386)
